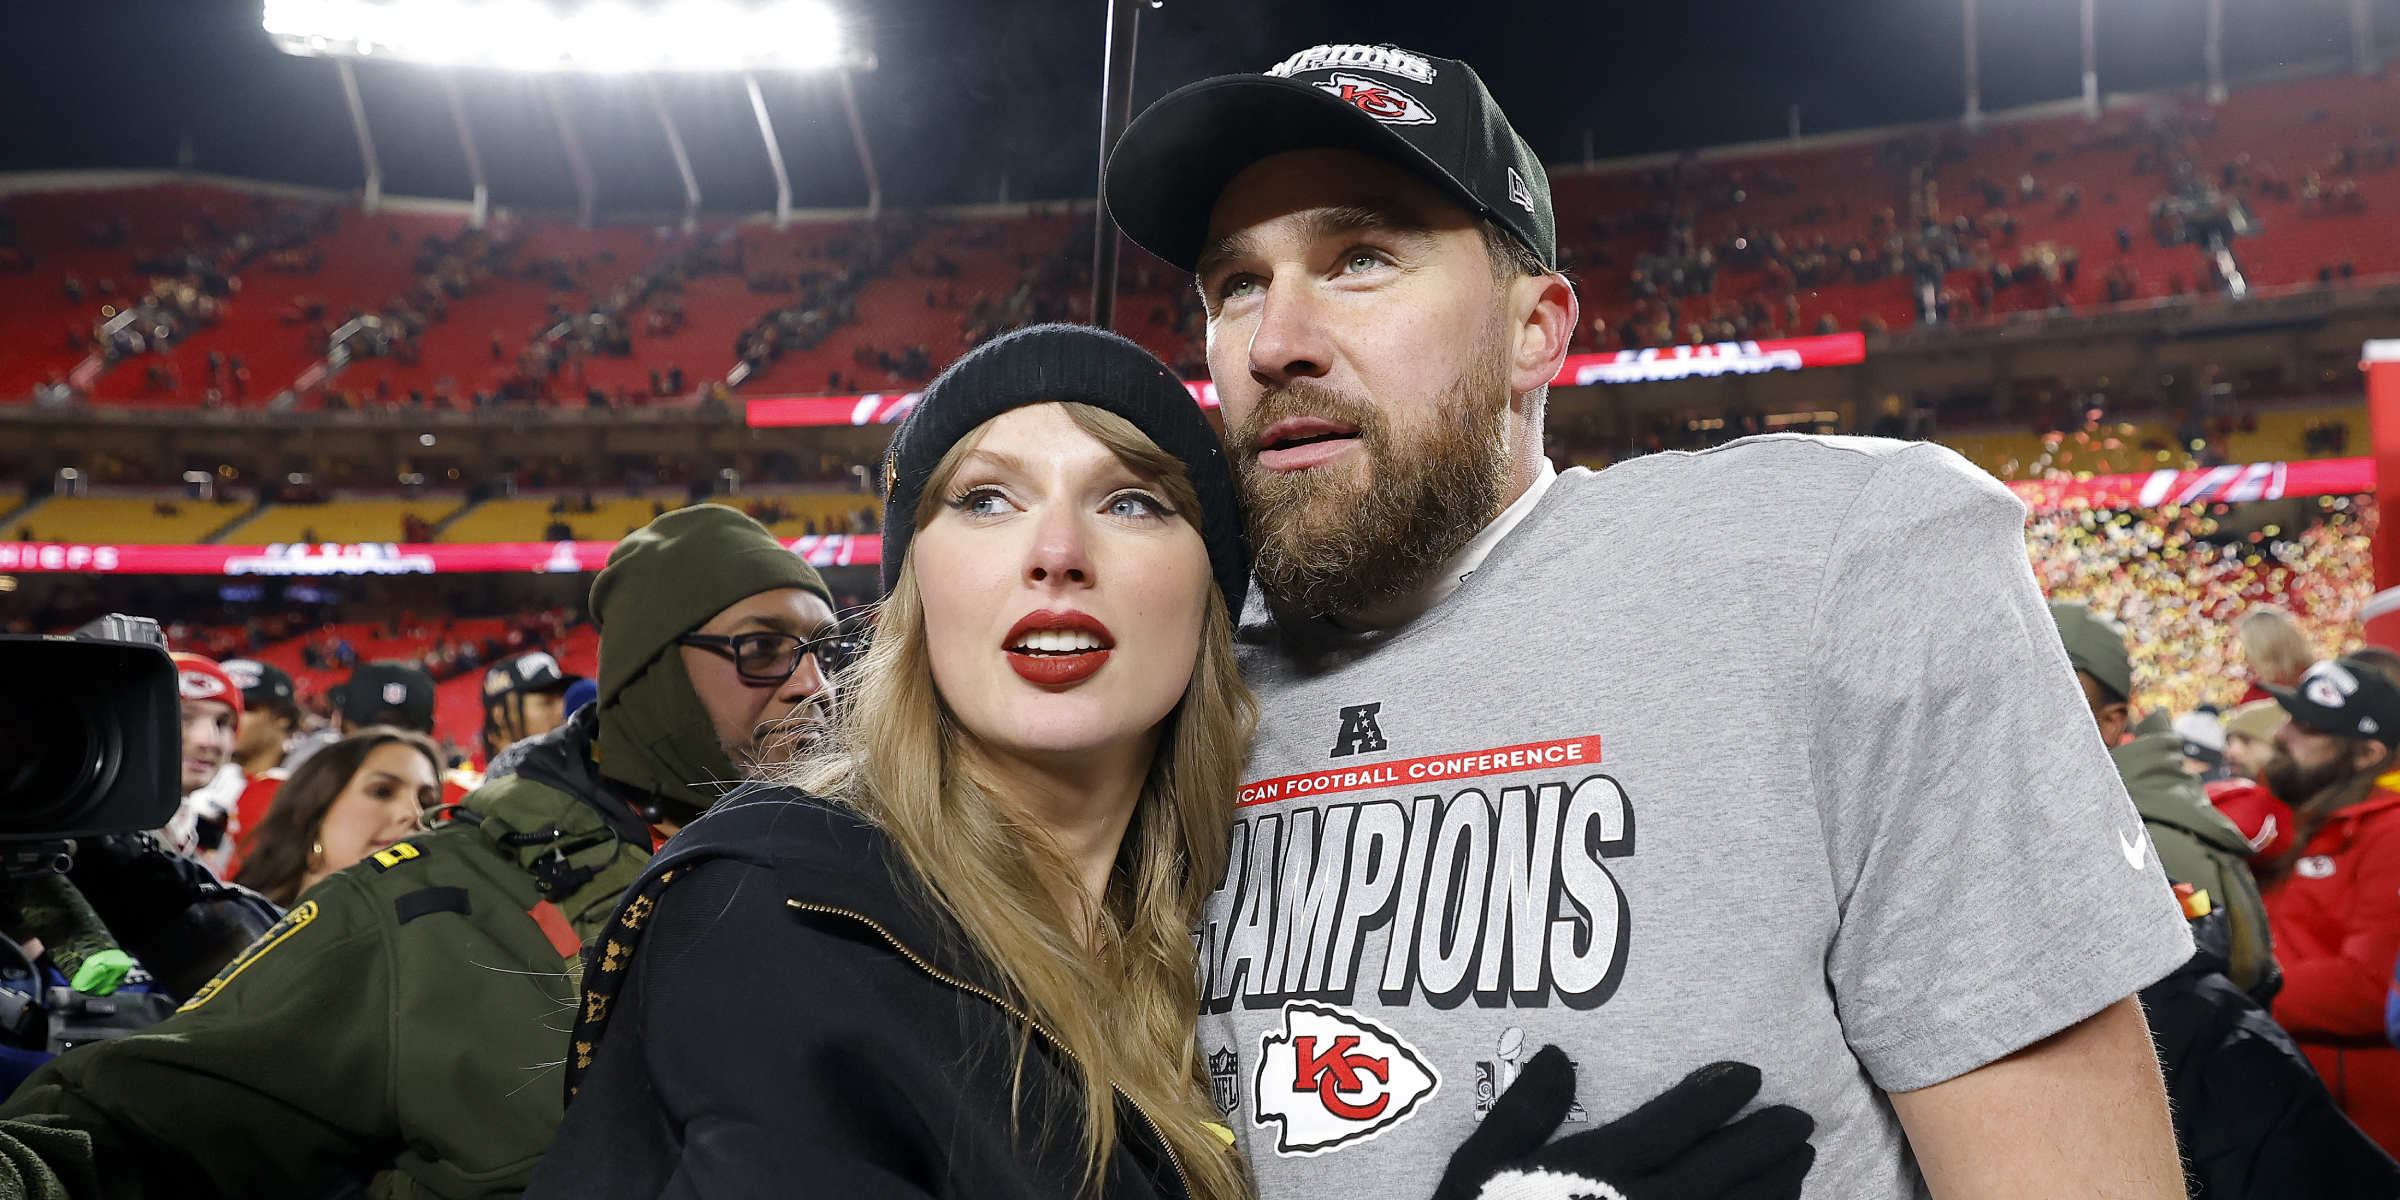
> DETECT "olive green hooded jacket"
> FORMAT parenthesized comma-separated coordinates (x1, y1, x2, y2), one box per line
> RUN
(2114, 709, 2278, 997)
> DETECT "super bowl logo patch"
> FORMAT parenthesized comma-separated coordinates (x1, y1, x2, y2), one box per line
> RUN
(1254, 1000, 1438, 1156)
(1313, 72, 1436, 126)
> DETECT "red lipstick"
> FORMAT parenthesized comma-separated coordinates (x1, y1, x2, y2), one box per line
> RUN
(1003, 609, 1115, 687)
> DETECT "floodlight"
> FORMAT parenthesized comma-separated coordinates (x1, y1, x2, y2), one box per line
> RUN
(263, 0, 866, 72)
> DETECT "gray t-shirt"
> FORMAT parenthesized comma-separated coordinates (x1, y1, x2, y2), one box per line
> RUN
(1206, 434, 2192, 1199)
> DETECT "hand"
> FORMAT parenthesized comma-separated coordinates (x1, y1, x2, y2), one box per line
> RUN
(1432, 1047, 1814, 1200)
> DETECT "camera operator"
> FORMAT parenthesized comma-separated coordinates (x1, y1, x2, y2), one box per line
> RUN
(0, 508, 841, 1199)
(0, 620, 282, 1098)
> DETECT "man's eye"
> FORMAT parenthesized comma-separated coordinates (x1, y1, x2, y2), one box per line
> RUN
(1343, 252, 1382, 273)
(1219, 276, 1258, 300)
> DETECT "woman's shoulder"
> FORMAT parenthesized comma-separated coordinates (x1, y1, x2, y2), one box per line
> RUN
(663, 784, 884, 871)
(644, 785, 928, 939)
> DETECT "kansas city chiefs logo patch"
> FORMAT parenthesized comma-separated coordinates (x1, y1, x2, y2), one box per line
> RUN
(1314, 72, 1436, 125)
(1254, 1000, 1439, 1155)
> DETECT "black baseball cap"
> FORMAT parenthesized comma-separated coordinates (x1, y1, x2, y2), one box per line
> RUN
(482, 651, 579, 705)
(1105, 43, 1555, 274)
(2266, 657, 2400, 746)
(331, 662, 437, 733)
(220, 658, 295, 709)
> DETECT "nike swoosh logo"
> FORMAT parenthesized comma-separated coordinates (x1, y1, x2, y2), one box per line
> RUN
(2119, 829, 2151, 871)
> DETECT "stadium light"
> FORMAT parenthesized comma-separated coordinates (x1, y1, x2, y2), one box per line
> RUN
(263, 0, 864, 73)
(265, 0, 878, 230)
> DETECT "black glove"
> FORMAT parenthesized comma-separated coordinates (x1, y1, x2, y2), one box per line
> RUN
(1433, 1047, 1814, 1200)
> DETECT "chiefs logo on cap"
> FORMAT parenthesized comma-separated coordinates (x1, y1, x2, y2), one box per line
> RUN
(1314, 72, 1436, 126)
(179, 669, 231, 702)
(1253, 1000, 1438, 1156)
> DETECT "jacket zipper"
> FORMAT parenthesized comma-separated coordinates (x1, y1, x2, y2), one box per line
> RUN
(788, 900, 1193, 1199)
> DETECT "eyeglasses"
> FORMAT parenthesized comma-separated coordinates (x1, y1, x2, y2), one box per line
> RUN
(676, 628, 866, 684)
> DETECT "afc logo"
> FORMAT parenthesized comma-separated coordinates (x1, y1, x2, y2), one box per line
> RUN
(1313, 72, 1437, 126)
(1328, 702, 1388, 758)
(1255, 1001, 1439, 1155)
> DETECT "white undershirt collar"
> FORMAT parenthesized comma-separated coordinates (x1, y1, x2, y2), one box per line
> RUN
(1332, 458, 1558, 633)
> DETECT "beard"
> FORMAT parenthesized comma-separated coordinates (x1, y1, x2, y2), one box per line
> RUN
(2263, 742, 2359, 805)
(723, 701, 828, 779)
(1232, 315, 1517, 617)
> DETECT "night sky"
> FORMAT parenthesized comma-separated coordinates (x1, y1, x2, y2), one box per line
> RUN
(4, 0, 2390, 219)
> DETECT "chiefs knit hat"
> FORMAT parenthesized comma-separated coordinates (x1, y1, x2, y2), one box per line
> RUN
(878, 323, 1248, 615)
(1105, 43, 1554, 272)
(2266, 656, 2400, 746)
(170, 652, 244, 717)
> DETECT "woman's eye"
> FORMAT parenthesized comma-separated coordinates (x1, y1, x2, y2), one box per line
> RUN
(1105, 492, 1168, 520)
(951, 487, 1011, 517)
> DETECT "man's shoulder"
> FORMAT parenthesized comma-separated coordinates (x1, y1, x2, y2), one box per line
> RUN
(1554, 434, 2014, 518)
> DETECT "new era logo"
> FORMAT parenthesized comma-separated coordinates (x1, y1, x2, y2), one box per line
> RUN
(1314, 72, 1436, 126)
(1507, 166, 1535, 213)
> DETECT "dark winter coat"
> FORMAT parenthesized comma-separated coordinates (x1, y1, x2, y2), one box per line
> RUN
(2141, 906, 2400, 1199)
(525, 789, 1199, 1200)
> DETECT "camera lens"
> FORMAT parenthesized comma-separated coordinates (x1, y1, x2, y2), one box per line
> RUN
(0, 690, 116, 833)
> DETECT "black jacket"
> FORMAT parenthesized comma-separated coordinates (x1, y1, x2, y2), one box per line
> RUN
(524, 789, 1193, 1200)
(2142, 908, 2400, 1199)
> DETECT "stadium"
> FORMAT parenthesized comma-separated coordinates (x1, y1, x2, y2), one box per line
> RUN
(3, 1, 2400, 1192)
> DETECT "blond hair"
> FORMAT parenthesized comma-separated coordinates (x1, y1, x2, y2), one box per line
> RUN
(791, 403, 1253, 1200)
(2236, 606, 2315, 688)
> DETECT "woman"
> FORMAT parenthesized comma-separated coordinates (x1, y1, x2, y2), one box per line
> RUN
(237, 726, 440, 906)
(2235, 605, 2315, 705)
(530, 327, 1808, 1200)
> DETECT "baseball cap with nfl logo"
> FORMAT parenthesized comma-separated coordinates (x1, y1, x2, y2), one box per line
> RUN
(1104, 43, 1555, 274)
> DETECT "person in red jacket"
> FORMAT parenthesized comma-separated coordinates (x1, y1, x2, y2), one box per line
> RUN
(2257, 648, 2400, 1154)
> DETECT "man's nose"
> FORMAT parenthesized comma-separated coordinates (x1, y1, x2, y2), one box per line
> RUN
(1246, 269, 1334, 389)
(776, 648, 830, 709)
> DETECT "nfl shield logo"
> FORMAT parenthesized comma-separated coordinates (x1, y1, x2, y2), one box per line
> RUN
(1208, 1047, 1239, 1116)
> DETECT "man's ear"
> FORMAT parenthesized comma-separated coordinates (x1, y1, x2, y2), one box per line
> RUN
(2356, 738, 2395, 774)
(1508, 271, 1577, 398)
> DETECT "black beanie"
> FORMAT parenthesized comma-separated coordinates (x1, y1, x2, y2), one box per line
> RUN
(881, 324, 1248, 615)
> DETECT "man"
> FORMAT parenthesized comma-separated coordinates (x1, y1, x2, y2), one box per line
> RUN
(1105, 44, 2192, 1197)
(479, 650, 579, 764)
(0, 506, 841, 1198)
(2051, 601, 2273, 996)
(2174, 709, 2232, 782)
(330, 661, 438, 736)
(2207, 698, 2296, 866)
(220, 659, 300, 779)
(2223, 698, 2285, 780)
(2252, 651, 2400, 1155)
(165, 653, 245, 874)
(220, 659, 304, 871)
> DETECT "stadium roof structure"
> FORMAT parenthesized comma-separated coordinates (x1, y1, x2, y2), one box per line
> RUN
(264, 0, 878, 232)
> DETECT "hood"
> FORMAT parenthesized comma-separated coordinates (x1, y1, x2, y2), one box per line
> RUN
(2111, 716, 2254, 857)
(587, 504, 830, 814)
